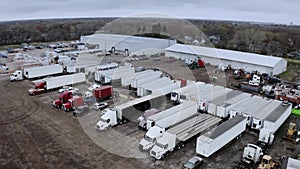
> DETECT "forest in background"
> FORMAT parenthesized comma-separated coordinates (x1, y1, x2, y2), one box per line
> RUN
(0, 17, 300, 59)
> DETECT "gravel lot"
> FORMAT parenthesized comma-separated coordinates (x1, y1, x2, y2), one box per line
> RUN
(0, 49, 299, 169)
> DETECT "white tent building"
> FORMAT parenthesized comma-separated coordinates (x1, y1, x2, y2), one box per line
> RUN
(165, 44, 287, 75)
(80, 33, 176, 56)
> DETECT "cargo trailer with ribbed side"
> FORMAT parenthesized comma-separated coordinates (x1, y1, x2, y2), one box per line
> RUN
(170, 81, 206, 103)
(258, 102, 292, 145)
(150, 114, 221, 159)
(198, 86, 233, 112)
(207, 90, 243, 118)
(228, 95, 263, 119)
(196, 115, 247, 157)
(130, 70, 162, 89)
(137, 77, 171, 97)
(250, 100, 282, 130)
(216, 92, 252, 119)
(95, 66, 135, 84)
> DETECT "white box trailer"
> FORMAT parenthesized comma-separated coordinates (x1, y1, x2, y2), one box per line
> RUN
(65, 65, 76, 73)
(130, 70, 162, 88)
(239, 97, 272, 126)
(250, 100, 282, 130)
(216, 92, 251, 119)
(152, 80, 181, 96)
(96, 93, 168, 130)
(139, 101, 198, 151)
(258, 102, 292, 145)
(44, 73, 86, 90)
(137, 77, 171, 97)
(207, 90, 243, 118)
(23, 64, 63, 79)
(150, 114, 221, 159)
(229, 95, 262, 119)
(170, 81, 206, 103)
(95, 66, 135, 83)
(135, 72, 162, 88)
(198, 86, 232, 112)
(196, 115, 247, 157)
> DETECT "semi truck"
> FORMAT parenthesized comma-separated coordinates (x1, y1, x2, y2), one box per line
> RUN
(28, 73, 86, 95)
(139, 101, 198, 151)
(250, 100, 283, 130)
(170, 82, 206, 103)
(150, 114, 221, 159)
(130, 70, 162, 89)
(207, 90, 243, 119)
(93, 85, 113, 101)
(216, 92, 251, 120)
(62, 95, 84, 112)
(52, 91, 73, 108)
(95, 93, 167, 130)
(10, 64, 63, 81)
(138, 108, 161, 130)
(196, 115, 247, 157)
(198, 86, 232, 112)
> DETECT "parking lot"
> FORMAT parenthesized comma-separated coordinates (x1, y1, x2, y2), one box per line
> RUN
(0, 47, 299, 169)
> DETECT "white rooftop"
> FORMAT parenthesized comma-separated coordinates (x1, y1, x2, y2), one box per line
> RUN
(165, 44, 283, 68)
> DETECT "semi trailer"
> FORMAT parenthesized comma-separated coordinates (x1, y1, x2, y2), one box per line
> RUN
(93, 85, 113, 101)
(95, 93, 167, 130)
(207, 90, 243, 119)
(130, 70, 162, 89)
(137, 77, 171, 97)
(10, 64, 64, 81)
(139, 101, 198, 151)
(170, 81, 206, 103)
(216, 92, 251, 119)
(138, 108, 161, 130)
(150, 114, 221, 159)
(94, 65, 135, 84)
(229, 95, 263, 119)
(196, 115, 247, 157)
(28, 73, 86, 95)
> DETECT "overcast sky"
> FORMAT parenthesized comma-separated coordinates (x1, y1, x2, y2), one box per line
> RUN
(0, 0, 299, 25)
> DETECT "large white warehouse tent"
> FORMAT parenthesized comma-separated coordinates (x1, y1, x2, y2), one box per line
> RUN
(165, 44, 287, 75)
(81, 33, 176, 56)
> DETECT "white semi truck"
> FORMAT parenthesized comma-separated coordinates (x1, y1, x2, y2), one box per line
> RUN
(139, 101, 198, 151)
(207, 90, 243, 118)
(150, 114, 221, 159)
(10, 64, 64, 81)
(95, 94, 167, 130)
(196, 115, 247, 157)
(216, 92, 251, 119)
(138, 108, 161, 130)
(28, 73, 86, 95)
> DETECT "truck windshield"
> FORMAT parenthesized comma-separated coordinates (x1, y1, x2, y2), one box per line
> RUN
(156, 142, 165, 149)
(144, 135, 152, 142)
(100, 118, 108, 123)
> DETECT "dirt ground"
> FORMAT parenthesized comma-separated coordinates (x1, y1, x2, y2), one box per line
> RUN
(0, 52, 300, 169)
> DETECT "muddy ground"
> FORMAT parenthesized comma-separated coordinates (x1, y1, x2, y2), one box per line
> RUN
(0, 53, 299, 169)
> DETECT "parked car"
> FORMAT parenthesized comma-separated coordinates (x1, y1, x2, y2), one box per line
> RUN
(183, 156, 204, 169)
(93, 102, 108, 110)
(58, 86, 79, 93)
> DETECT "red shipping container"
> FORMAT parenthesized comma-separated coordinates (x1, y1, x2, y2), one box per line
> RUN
(93, 85, 113, 99)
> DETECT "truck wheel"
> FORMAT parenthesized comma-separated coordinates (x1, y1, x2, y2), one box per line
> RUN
(118, 120, 123, 125)
(161, 154, 165, 159)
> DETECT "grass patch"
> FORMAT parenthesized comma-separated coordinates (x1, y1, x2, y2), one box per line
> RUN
(0, 44, 20, 50)
(279, 59, 300, 82)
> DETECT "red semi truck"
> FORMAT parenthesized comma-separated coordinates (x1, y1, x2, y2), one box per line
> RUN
(93, 85, 113, 101)
(52, 91, 73, 108)
(62, 96, 84, 112)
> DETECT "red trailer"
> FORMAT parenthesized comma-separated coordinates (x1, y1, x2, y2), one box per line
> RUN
(93, 85, 113, 101)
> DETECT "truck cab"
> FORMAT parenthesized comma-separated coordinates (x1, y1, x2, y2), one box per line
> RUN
(150, 132, 176, 159)
(170, 92, 180, 103)
(62, 96, 83, 112)
(53, 91, 73, 108)
(10, 70, 23, 81)
(28, 82, 46, 95)
(139, 126, 165, 151)
(95, 108, 118, 130)
(242, 144, 264, 164)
